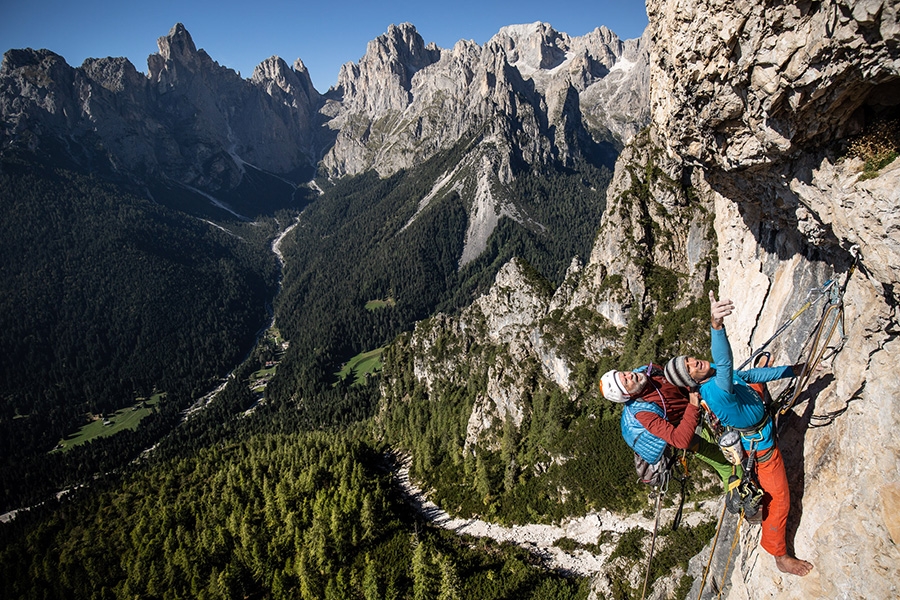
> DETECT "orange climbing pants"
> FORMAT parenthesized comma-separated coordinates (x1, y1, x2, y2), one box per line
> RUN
(756, 445, 790, 557)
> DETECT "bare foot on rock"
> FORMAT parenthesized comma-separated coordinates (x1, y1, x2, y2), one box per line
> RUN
(775, 554, 814, 576)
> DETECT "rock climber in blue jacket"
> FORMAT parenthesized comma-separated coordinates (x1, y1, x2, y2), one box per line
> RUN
(665, 291, 814, 577)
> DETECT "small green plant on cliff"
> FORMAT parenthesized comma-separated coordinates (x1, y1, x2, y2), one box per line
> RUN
(846, 117, 900, 180)
(609, 527, 648, 562)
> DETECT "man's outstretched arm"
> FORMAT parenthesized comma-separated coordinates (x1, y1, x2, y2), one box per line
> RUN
(710, 291, 735, 394)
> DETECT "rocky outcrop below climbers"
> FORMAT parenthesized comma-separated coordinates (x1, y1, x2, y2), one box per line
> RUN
(392, 452, 720, 580)
(402, 258, 566, 449)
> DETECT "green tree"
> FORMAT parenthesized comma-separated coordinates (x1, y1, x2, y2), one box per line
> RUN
(362, 555, 381, 600)
(412, 540, 435, 600)
(437, 553, 462, 600)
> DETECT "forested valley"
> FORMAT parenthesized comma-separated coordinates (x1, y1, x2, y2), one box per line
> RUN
(0, 131, 717, 598)
(0, 151, 323, 509)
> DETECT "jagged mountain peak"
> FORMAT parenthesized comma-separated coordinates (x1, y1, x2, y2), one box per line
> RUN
(323, 18, 647, 179)
(336, 21, 443, 115)
(251, 55, 320, 111)
(490, 23, 569, 72)
(1, 47, 67, 75)
(488, 22, 624, 79)
(148, 22, 240, 86)
(156, 22, 199, 64)
(252, 55, 293, 80)
(378, 22, 440, 60)
(292, 57, 310, 76)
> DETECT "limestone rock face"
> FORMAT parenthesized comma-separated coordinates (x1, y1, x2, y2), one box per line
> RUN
(646, 0, 900, 170)
(637, 1, 900, 598)
(321, 21, 650, 178)
(336, 23, 443, 116)
(568, 126, 717, 336)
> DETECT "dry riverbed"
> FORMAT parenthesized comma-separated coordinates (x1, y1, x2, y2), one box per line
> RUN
(392, 456, 720, 577)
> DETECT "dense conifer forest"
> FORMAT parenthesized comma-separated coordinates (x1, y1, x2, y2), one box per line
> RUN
(1, 429, 589, 600)
(0, 155, 317, 509)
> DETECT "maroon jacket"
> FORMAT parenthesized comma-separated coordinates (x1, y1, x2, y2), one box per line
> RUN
(633, 375, 699, 449)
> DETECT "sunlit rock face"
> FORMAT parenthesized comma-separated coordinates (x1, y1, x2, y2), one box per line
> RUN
(641, 0, 900, 598)
(321, 21, 650, 178)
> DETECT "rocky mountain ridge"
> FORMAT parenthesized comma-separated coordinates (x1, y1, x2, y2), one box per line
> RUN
(323, 21, 648, 178)
(2, 20, 648, 266)
(0, 24, 322, 193)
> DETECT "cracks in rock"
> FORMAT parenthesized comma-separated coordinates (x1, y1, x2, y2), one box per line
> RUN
(808, 382, 864, 429)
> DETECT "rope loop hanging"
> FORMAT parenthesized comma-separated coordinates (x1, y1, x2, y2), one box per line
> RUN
(640, 488, 665, 600)
(776, 246, 861, 416)
(738, 245, 860, 373)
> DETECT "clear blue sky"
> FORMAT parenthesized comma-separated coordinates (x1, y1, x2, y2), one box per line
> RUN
(0, 0, 648, 92)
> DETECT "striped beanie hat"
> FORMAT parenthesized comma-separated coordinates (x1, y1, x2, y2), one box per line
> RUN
(664, 356, 697, 389)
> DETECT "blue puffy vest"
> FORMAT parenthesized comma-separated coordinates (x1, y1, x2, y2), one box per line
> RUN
(621, 400, 667, 464)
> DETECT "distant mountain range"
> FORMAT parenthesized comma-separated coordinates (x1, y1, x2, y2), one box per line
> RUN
(1, 21, 648, 209)
(0, 19, 649, 510)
